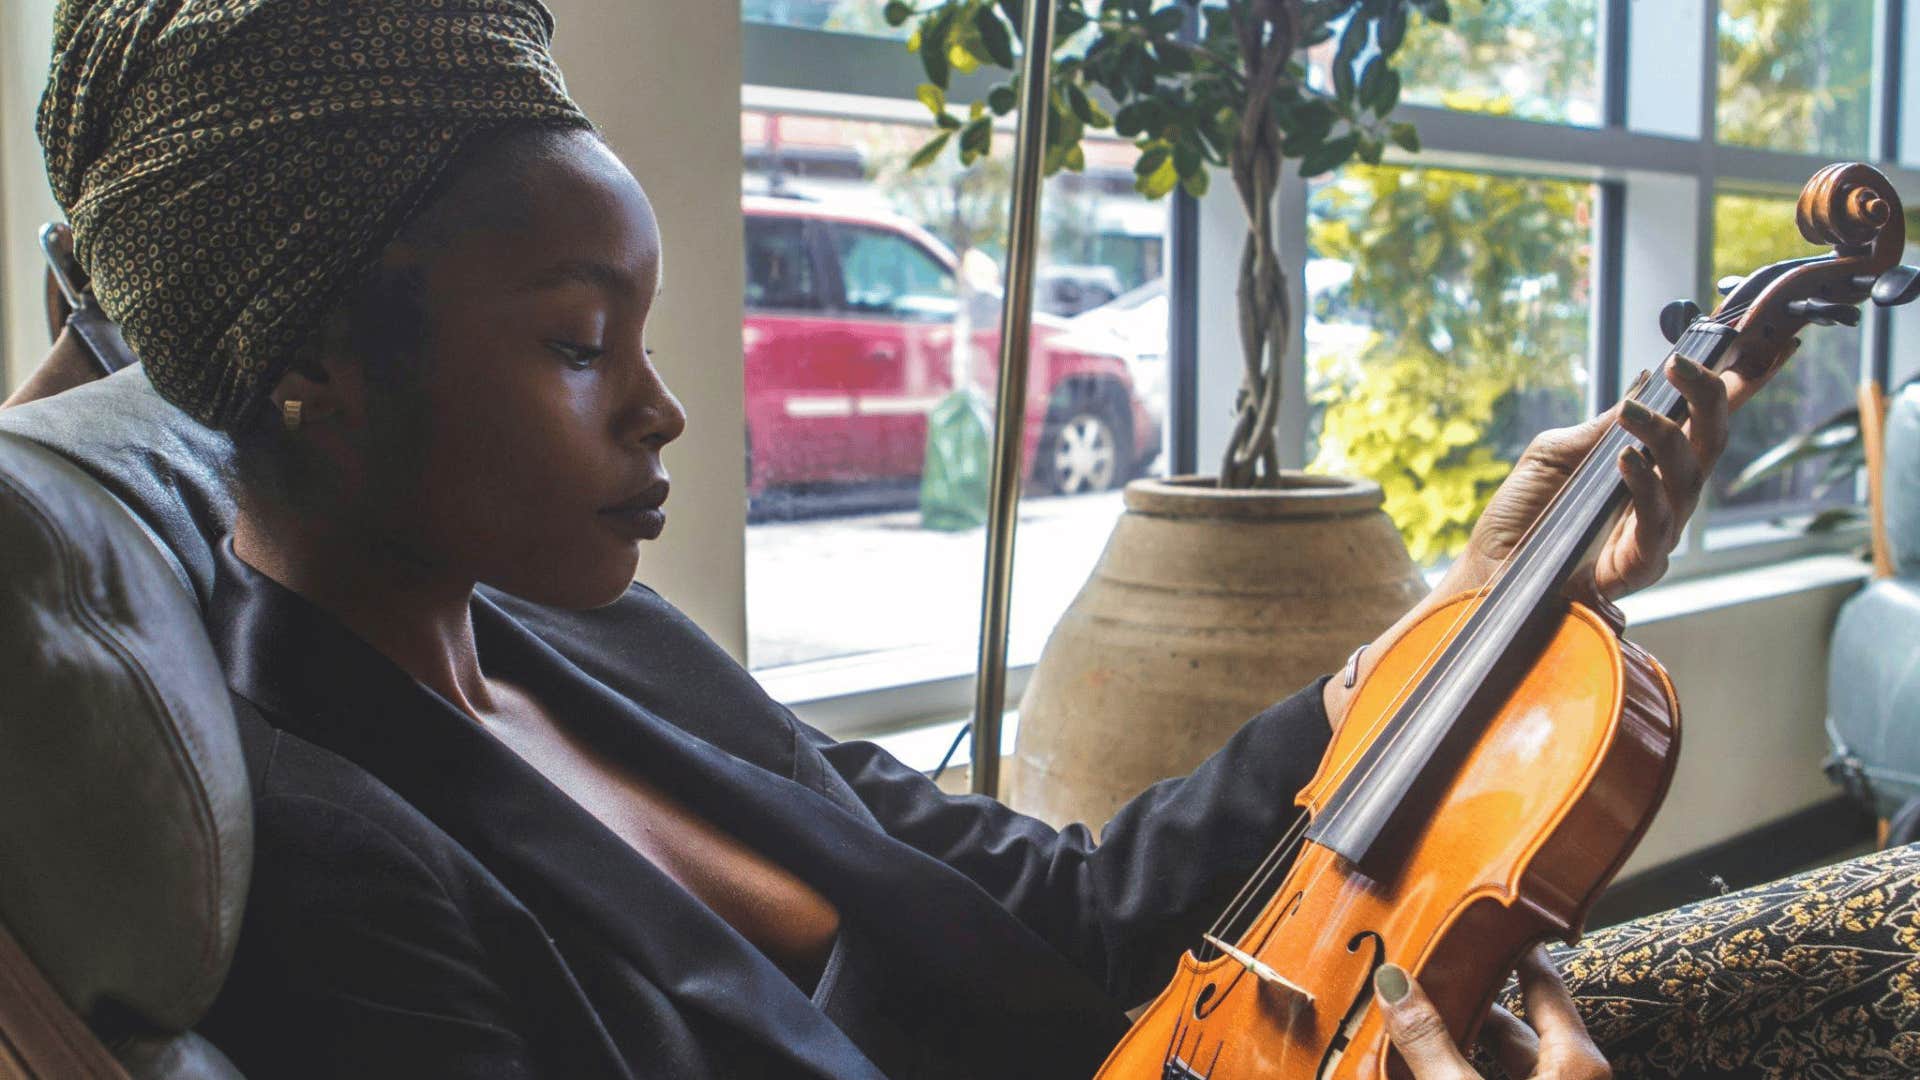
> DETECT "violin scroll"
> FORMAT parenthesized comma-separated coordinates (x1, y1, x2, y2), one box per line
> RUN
(1796, 162, 1898, 253)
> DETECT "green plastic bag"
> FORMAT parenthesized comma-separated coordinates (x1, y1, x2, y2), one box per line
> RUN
(920, 387, 993, 531)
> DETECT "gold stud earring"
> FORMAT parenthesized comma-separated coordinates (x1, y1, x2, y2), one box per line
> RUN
(282, 399, 304, 432)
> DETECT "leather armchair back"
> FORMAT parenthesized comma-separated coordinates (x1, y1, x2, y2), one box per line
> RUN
(1885, 382, 1920, 579)
(0, 370, 248, 1078)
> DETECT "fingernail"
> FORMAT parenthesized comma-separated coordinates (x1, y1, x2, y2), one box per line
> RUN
(1622, 400, 1652, 422)
(1675, 356, 1709, 380)
(1374, 964, 1410, 1004)
(1621, 446, 1651, 470)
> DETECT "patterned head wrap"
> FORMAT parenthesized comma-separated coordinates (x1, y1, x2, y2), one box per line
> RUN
(37, 0, 594, 430)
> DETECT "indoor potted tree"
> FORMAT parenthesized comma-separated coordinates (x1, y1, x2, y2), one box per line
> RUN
(896, 0, 1449, 824)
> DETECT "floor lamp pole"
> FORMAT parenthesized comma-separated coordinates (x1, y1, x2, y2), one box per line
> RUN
(970, 0, 1056, 798)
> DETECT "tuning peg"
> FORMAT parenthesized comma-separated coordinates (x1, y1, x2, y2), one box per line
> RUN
(1716, 275, 1744, 296)
(1872, 264, 1920, 307)
(1786, 299, 1862, 327)
(1659, 299, 1701, 344)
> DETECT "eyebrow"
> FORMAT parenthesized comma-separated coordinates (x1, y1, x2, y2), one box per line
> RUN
(514, 258, 653, 297)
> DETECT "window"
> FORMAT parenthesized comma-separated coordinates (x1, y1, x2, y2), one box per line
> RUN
(828, 225, 958, 321)
(745, 216, 823, 311)
(1707, 190, 1865, 535)
(741, 2, 1920, 740)
(1717, 0, 1875, 157)
(1397, 0, 1603, 125)
(740, 102, 1171, 679)
(1307, 165, 1596, 565)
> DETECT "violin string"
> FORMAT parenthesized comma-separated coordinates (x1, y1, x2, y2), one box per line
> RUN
(1199, 330, 1705, 955)
(1199, 373, 1650, 951)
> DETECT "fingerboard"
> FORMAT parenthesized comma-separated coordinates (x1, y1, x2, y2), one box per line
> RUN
(1303, 322, 1738, 876)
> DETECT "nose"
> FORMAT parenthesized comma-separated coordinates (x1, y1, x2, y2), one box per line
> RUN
(616, 346, 687, 451)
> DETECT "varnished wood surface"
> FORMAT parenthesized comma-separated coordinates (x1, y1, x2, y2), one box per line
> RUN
(1095, 593, 1679, 1079)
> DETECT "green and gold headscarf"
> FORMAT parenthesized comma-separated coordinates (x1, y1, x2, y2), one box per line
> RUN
(37, 0, 594, 430)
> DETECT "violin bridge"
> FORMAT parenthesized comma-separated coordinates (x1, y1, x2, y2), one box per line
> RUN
(1202, 934, 1314, 1005)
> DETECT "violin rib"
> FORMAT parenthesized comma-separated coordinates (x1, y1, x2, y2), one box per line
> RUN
(1095, 594, 1679, 1080)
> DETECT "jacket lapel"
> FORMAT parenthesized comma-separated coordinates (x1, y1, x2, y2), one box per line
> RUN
(207, 540, 886, 1080)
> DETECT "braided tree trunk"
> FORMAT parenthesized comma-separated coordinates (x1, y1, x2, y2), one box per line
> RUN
(1218, 1, 1296, 490)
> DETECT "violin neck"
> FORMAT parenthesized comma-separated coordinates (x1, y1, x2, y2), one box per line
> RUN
(1304, 322, 1738, 876)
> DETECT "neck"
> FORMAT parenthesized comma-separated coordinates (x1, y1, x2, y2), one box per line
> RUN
(231, 505, 498, 720)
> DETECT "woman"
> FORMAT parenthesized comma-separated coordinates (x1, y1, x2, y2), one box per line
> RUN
(22, 1, 1767, 1077)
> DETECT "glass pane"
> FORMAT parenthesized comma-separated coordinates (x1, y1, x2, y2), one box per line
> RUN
(828, 225, 958, 320)
(743, 0, 907, 37)
(1306, 165, 1595, 567)
(1717, 0, 1874, 157)
(742, 100, 1172, 673)
(1394, 0, 1602, 126)
(1707, 191, 1864, 532)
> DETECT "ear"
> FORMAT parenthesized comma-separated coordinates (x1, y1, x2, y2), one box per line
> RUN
(263, 318, 372, 470)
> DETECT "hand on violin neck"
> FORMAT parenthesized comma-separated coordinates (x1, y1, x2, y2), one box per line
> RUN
(1457, 355, 1732, 602)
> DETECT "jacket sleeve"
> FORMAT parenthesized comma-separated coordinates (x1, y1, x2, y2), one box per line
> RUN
(200, 793, 546, 1080)
(803, 676, 1333, 1007)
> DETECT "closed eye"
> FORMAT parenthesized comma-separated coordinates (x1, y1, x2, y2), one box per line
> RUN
(545, 340, 605, 370)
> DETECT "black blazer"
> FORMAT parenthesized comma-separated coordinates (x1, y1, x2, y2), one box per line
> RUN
(197, 537, 1334, 1079)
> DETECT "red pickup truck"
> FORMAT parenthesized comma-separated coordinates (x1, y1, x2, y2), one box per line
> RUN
(744, 195, 1160, 497)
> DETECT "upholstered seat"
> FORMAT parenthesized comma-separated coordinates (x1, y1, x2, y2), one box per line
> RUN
(1827, 383, 1920, 820)
(0, 368, 246, 1078)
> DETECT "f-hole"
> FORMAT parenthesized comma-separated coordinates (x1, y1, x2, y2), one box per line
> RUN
(1315, 930, 1387, 1080)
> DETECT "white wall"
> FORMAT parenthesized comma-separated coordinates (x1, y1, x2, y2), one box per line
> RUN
(1, 0, 60, 391)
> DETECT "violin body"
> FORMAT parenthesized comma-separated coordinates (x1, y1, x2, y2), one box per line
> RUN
(1096, 593, 1679, 1079)
(1094, 161, 1910, 1080)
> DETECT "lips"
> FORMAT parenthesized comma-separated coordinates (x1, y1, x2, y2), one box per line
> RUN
(599, 480, 669, 540)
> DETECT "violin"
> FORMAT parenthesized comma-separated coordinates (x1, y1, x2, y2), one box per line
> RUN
(1095, 162, 1919, 1080)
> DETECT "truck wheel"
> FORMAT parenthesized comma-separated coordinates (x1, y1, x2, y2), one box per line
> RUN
(1041, 392, 1125, 495)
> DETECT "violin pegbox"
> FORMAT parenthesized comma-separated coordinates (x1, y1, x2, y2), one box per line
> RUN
(1697, 163, 1912, 398)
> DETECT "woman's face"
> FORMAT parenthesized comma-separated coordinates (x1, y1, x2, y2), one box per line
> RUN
(361, 132, 686, 609)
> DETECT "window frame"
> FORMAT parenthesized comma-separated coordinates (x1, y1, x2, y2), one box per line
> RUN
(742, 2, 1920, 741)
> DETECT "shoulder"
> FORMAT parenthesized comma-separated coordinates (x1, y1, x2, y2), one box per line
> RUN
(480, 583, 819, 778)
(206, 698, 548, 1076)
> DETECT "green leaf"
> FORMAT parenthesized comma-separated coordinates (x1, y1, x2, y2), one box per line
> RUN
(1063, 143, 1086, 171)
(1067, 84, 1097, 124)
(907, 131, 953, 171)
(936, 110, 962, 130)
(1375, 68, 1402, 114)
(1180, 168, 1210, 198)
(1055, 7, 1089, 38)
(997, 0, 1025, 33)
(1173, 141, 1201, 177)
(1378, 6, 1407, 54)
(884, 1, 915, 28)
(1300, 132, 1359, 176)
(1134, 143, 1171, 177)
(959, 116, 993, 163)
(988, 83, 1018, 114)
(1388, 120, 1421, 152)
(973, 5, 1016, 68)
(1358, 56, 1386, 108)
(1136, 151, 1179, 198)
(1356, 134, 1383, 164)
(921, 14, 952, 87)
(1114, 100, 1157, 137)
(1421, 0, 1451, 25)
(916, 82, 946, 116)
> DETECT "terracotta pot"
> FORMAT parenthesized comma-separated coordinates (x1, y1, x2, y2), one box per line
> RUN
(1006, 472, 1426, 832)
